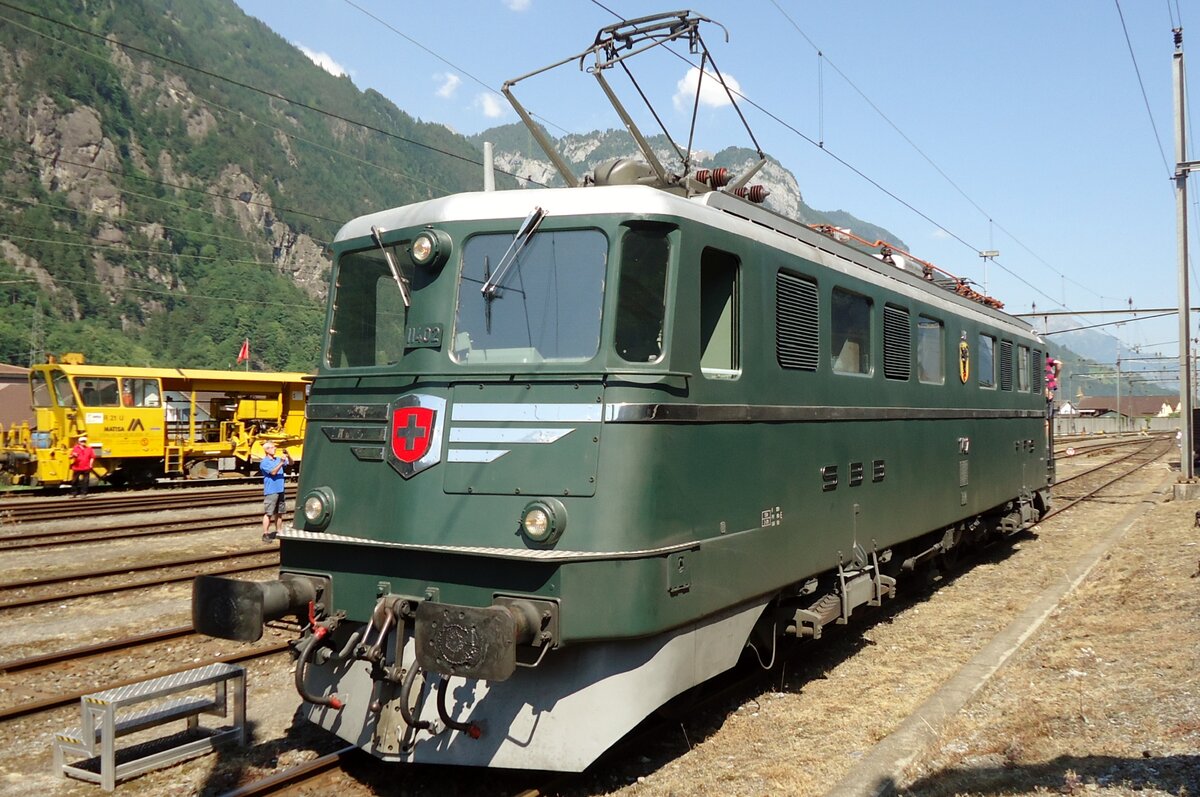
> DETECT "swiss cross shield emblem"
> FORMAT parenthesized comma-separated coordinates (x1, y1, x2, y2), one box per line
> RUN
(385, 394, 445, 478)
(391, 407, 435, 463)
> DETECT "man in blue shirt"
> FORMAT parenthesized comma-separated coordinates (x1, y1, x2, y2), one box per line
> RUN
(260, 441, 289, 542)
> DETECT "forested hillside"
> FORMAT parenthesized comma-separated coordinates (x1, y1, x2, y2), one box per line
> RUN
(0, 0, 500, 369)
(1, 0, 910, 373)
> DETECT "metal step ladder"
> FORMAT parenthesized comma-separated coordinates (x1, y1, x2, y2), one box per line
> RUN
(52, 662, 246, 791)
(164, 444, 184, 475)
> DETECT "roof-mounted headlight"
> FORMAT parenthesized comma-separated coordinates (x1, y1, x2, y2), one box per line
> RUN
(410, 229, 451, 269)
(519, 498, 566, 546)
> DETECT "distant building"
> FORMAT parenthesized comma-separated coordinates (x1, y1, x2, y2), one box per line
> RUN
(0, 364, 31, 429)
(1073, 396, 1179, 419)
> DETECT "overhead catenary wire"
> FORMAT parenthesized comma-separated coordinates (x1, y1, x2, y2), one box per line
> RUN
(337, 0, 567, 145)
(587, 0, 1076, 318)
(2, 148, 342, 226)
(0, 12, 455, 205)
(1112, 1, 1200, 303)
(766, 0, 1125, 311)
(0, 1, 543, 186)
(1115, 0, 1174, 181)
(34, 275, 315, 311)
(0, 153, 330, 246)
(2, 230, 302, 273)
(0, 194, 307, 250)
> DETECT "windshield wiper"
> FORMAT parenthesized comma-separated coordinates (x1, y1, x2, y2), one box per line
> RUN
(480, 206, 546, 298)
(371, 225, 411, 308)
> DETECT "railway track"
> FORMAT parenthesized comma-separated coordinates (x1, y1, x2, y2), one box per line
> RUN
(1053, 431, 1172, 458)
(1056, 436, 1166, 492)
(0, 507, 268, 551)
(211, 442, 1175, 797)
(0, 483, 296, 524)
(0, 546, 278, 611)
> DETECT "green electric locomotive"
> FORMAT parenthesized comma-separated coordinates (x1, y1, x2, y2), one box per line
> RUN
(194, 12, 1050, 771)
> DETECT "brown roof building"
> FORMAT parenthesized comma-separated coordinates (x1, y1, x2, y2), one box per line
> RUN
(1071, 395, 1179, 418)
(0, 364, 31, 429)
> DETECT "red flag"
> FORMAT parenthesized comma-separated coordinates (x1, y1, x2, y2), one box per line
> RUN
(236, 338, 249, 364)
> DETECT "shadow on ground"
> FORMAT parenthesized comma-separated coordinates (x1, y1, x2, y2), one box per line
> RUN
(892, 753, 1200, 796)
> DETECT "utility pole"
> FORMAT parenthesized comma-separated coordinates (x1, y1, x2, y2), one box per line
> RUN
(1116, 352, 1122, 436)
(27, 298, 43, 367)
(1174, 29, 1196, 480)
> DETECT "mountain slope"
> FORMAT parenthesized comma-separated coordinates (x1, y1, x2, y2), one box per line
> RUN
(0, 0, 501, 369)
(1, 0, 925, 371)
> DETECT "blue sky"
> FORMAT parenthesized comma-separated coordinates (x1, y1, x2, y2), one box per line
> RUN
(233, 0, 1195, 368)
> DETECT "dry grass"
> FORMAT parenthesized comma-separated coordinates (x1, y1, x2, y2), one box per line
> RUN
(585, 458, 1197, 797)
(898, 484, 1200, 797)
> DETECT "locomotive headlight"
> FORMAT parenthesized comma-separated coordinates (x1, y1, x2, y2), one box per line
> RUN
(301, 487, 335, 530)
(519, 498, 566, 545)
(409, 229, 451, 268)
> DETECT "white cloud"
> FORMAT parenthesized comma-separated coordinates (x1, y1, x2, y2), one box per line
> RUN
(476, 93, 506, 119)
(296, 43, 348, 78)
(672, 66, 742, 112)
(435, 72, 462, 99)
(931, 228, 951, 239)
(503, 0, 531, 10)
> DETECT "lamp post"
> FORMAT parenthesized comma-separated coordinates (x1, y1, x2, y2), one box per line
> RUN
(1108, 350, 1118, 436)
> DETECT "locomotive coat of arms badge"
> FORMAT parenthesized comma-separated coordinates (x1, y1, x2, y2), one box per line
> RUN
(385, 394, 446, 478)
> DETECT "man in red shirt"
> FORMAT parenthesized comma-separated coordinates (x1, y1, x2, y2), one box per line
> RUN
(69, 434, 95, 497)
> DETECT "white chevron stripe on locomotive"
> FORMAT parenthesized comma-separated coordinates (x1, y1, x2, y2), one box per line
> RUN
(447, 403, 597, 462)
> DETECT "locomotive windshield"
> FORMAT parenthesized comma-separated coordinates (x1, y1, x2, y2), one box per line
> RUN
(326, 250, 408, 368)
(452, 229, 606, 364)
(30, 370, 52, 407)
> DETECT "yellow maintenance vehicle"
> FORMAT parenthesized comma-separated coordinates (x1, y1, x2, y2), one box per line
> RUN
(0, 354, 309, 487)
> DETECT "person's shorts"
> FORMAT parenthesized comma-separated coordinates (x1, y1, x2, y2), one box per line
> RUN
(263, 492, 286, 516)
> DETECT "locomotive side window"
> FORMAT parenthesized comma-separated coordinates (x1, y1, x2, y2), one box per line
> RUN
(1017, 345, 1030, 391)
(999, 340, 1014, 390)
(614, 227, 669, 363)
(453, 229, 606, 363)
(123, 378, 161, 407)
(978, 334, 996, 388)
(327, 250, 407, 368)
(776, 271, 818, 371)
(700, 248, 740, 378)
(917, 316, 944, 384)
(51, 371, 75, 408)
(883, 304, 911, 381)
(832, 288, 872, 375)
(78, 377, 120, 407)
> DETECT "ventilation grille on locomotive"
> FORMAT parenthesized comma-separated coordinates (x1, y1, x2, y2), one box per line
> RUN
(883, 305, 911, 381)
(776, 271, 819, 371)
(1000, 340, 1014, 391)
